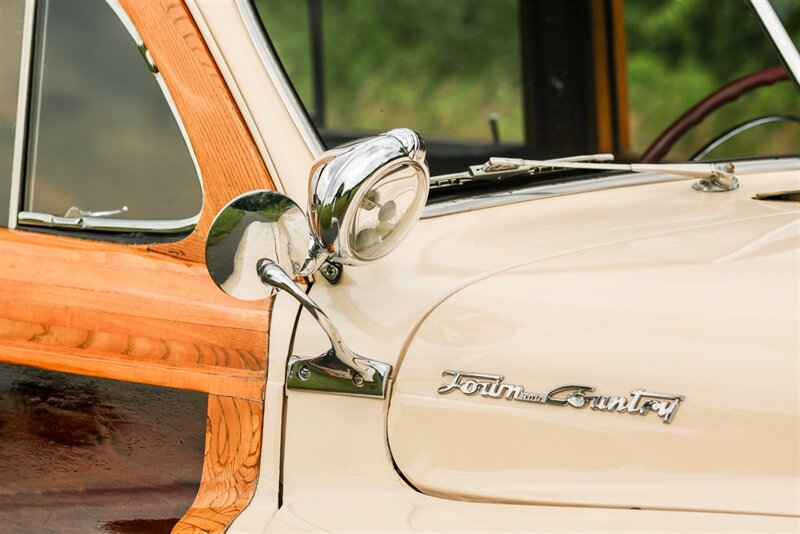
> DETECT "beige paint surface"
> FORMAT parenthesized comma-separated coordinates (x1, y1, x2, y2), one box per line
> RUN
(187, 2, 800, 529)
(390, 214, 799, 515)
(274, 168, 799, 531)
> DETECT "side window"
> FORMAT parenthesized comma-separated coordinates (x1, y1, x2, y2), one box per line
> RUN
(624, 0, 800, 161)
(19, 0, 202, 235)
(0, 0, 26, 227)
(256, 0, 524, 175)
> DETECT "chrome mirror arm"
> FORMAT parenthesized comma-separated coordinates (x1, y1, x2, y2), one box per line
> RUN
(256, 259, 391, 398)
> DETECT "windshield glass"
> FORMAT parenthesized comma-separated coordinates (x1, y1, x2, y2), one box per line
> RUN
(256, 0, 799, 177)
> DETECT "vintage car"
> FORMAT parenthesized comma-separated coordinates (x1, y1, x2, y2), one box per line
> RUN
(1, 0, 798, 532)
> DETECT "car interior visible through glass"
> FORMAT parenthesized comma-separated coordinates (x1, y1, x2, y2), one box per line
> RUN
(256, 0, 800, 201)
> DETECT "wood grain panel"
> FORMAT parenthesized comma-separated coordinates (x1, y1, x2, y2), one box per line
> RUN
(118, 0, 276, 264)
(0, 228, 268, 400)
(590, 0, 613, 154)
(611, 0, 630, 151)
(173, 395, 263, 533)
(1, 0, 278, 531)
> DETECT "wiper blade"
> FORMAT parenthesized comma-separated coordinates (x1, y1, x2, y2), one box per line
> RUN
(479, 153, 616, 174)
(430, 153, 616, 187)
(430, 153, 738, 192)
(489, 157, 738, 190)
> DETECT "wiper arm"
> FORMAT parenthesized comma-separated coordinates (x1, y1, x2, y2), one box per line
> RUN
(431, 153, 616, 187)
(431, 152, 738, 192)
(488, 157, 738, 191)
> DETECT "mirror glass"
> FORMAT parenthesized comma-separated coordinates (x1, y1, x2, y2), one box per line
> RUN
(205, 190, 312, 301)
(348, 162, 427, 261)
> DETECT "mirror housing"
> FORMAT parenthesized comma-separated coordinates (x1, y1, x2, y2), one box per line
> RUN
(306, 128, 428, 270)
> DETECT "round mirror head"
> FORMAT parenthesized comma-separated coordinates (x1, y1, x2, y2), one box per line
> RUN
(205, 190, 313, 301)
(309, 128, 429, 266)
(347, 161, 427, 262)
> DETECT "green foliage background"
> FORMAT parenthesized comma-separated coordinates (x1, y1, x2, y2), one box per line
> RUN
(257, 0, 799, 161)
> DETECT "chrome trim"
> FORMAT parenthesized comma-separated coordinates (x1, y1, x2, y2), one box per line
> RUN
(692, 175, 740, 192)
(307, 128, 429, 268)
(438, 371, 684, 424)
(8, 0, 36, 229)
(105, 1, 158, 73)
(236, 0, 324, 157)
(486, 157, 738, 182)
(18, 211, 197, 233)
(63, 205, 128, 218)
(256, 259, 390, 398)
(422, 159, 800, 218)
(17, 0, 204, 235)
(287, 352, 391, 398)
(750, 0, 800, 86)
(431, 153, 616, 187)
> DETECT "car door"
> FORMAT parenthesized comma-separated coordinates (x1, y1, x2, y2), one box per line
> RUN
(0, 1, 275, 532)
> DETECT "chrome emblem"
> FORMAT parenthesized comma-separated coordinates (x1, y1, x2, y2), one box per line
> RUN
(437, 370, 684, 424)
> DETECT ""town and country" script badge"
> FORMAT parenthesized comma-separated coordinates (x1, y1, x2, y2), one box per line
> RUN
(437, 370, 684, 424)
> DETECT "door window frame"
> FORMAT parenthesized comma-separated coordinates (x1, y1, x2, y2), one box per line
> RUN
(9, 0, 205, 238)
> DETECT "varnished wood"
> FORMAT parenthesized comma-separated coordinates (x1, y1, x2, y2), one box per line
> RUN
(173, 395, 263, 533)
(590, 0, 614, 154)
(611, 0, 630, 152)
(118, 0, 275, 264)
(1, 0, 276, 531)
(0, 228, 268, 401)
(0, 344, 264, 401)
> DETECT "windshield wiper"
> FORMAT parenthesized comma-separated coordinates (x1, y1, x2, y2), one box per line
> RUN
(488, 157, 738, 191)
(431, 154, 738, 192)
(430, 153, 616, 186)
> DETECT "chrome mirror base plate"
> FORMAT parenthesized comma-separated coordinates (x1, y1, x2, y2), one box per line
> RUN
(287, 352, 391, 398)
(692, 176, 739, 192)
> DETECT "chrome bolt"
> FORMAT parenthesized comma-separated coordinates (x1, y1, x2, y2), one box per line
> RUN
(352, 373, 365, 387)
(319, 261, 343, 285)
(298, 366, 311, 381)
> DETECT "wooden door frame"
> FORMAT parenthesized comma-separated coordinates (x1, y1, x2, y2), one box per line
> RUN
(1, 0, 275, 531)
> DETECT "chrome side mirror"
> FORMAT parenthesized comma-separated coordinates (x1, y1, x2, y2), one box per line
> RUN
(205, 129, 429, 398)
(306, 128, 428, 270)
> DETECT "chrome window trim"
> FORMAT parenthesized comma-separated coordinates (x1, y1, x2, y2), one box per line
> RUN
(236, 0, 325, 158)
(17, 211, 196, 233)
(16, 0, 203, 234)
(750, 0, 800, 86)
(422, 159, 800, 219)
(8, 0, 36, 229)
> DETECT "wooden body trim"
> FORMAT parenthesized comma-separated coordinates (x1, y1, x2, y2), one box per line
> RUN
(1, 0, 277, 531)
(0, 228, 268, 403)
(173, 396, 263, 533)
(119, 0, 275, 264)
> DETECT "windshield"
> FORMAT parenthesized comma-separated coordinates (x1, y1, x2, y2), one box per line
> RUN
(256, 0, 799, 178)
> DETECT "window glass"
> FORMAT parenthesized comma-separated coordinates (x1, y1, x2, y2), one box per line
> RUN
(624, 0, 800, 160)
(0, 0, 26, 226)
(258, 0, 799, 180)
(257, 0, 523, 174)
(24, 0, 201, 225)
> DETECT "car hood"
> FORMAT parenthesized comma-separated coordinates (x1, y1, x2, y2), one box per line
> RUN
(388, 170, 799, 516)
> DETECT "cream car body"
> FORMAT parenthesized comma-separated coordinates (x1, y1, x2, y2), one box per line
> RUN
(189, 1, 800, 532)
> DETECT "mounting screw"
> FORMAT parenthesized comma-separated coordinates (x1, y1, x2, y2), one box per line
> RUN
(352, 373, 365, 387)
(298, 366, 311, 381)
(319, 261, 343, 285)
